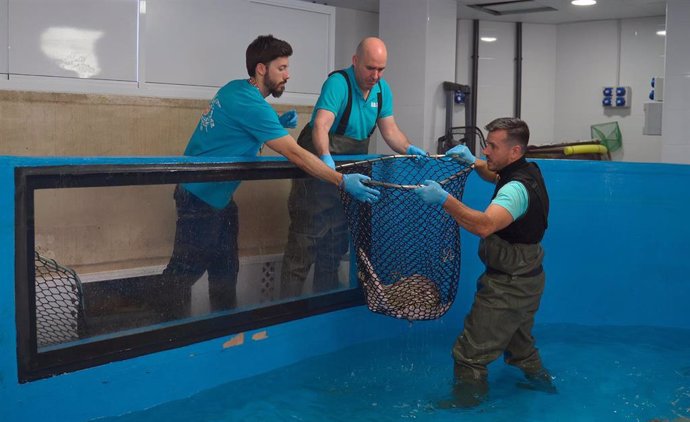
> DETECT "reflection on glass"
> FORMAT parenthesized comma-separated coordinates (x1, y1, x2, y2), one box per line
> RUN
(40, 27, 103, 78)
(33, 180, 352, 351)
(34, 251, 83, 349)
(278, 176, 351, 300)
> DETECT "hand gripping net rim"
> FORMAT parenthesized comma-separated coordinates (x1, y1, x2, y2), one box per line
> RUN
(337, 155, 473, 321)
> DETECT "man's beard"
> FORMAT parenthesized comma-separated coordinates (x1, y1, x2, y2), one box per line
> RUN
(267, 78, 286, 98)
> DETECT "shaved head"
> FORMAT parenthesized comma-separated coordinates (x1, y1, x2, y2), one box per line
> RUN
(353, 37, 387, 93)
(356, 37, 387, 60)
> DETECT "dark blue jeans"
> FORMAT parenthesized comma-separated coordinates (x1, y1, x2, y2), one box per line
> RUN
(160, 185, 239, 318)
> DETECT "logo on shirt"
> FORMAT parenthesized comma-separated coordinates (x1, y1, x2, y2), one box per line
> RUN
(200, 96, 221, 132)
(371, 102, 378, 108)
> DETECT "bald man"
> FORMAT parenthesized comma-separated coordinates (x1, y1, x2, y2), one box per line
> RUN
(280, 37, 425, 299)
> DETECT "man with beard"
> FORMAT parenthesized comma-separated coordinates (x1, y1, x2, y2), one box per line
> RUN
(160, 35, 378, 319)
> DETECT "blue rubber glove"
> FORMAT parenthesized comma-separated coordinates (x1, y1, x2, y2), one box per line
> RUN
(445, 144, 476, 164)
(406, 144, 427, 156)
(415, 180, 449, 206)
(278, 109, 298, 128)
(320, 154, 336, 170)
(340, 173, 380, 203)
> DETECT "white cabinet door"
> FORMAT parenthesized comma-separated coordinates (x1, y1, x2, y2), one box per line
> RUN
(143, 0, 251, 87)
(0, 0, 8, 74)
(144, 0, 334, 94)
(9, 0, 138, 81)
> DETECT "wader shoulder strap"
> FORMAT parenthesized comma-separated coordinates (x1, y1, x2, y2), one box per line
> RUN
(369, 85, 382, 137)
(329, 70, 352, 136)
(328, 70, 383, 138)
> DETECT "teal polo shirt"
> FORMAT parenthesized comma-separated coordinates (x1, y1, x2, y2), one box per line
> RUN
(310, 66, 394, 141)
(491, 181, 529, 220)
(182, 79, 288, 209)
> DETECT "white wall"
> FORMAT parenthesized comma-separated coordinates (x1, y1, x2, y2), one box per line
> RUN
(423, 0, 459, 152)
(452, 19, 473, 130)
(334, 8, 378, 70)
(476, 21, 515, 133)
(455, 16, 664, 162)
(521, 23, 557, 146)
(554, 21, 620, 144)
(554, 17, 665, 162)
(661, 0, 690, 164)
(0, 0, 8, 75)
(618, 17, 666, 162)
(0, 0, 335, 105)
(379, 0, 456, 154)
(454, 21, 556, 149)
(379, 0, 429, 152)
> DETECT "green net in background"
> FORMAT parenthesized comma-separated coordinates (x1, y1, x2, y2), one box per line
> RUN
(591, 121, 622, 152)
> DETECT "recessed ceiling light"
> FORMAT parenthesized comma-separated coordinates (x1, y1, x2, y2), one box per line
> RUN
(571, 0, 596, 6)
(480, 37, 497, 42)
(656, 30, 666, 36)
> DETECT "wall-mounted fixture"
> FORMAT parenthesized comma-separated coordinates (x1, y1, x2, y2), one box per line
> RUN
(644, 77, 663, 135)
(602, 86, 630, 108)
(572, 0, 596, 6)
(648, 77, 664, 101)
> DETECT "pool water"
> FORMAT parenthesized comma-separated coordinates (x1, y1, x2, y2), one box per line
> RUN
(102, 324, 690, 422)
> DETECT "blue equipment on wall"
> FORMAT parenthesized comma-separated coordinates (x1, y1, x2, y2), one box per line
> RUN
(602, 86, 631, 108)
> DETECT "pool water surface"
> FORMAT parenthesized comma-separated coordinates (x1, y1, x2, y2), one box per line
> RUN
(100, 323, 690, 422)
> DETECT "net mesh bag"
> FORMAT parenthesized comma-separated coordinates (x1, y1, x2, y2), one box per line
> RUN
(338, 155, 473, 321)
(34, 251, 85, 348)
(591, 121, 622, 152)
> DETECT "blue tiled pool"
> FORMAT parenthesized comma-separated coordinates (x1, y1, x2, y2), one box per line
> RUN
(101, 324, 690, 421)
(2, 157, 689, 422)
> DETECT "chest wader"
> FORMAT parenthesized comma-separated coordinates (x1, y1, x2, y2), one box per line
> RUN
(450, 234, 550, 405)
(161, 186, 240, 319)
(280, 70, 381, 299)
(279, 126, 370, 299)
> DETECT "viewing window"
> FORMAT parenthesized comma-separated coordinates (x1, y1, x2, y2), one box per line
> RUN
(15, 161, 363, 382)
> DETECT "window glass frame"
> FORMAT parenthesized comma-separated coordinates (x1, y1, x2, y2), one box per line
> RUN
(14, 161, 363, 382)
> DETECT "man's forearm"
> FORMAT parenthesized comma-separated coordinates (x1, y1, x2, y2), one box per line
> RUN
(442, 195, 495, 238)
(290, 144, 342, 186)
(312, 122, 331, 156)
(268, 135, 342, 186)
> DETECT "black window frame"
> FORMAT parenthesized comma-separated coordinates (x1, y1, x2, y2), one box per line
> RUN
(15, 160, 364, 383)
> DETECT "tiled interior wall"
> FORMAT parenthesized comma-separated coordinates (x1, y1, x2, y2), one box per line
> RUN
(1, 90, 313, 272)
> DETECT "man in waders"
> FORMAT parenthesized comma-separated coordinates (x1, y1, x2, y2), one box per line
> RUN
(415, 117, 555, 407)
(280, 37, 425, 298)
(160, 35, 379, 319)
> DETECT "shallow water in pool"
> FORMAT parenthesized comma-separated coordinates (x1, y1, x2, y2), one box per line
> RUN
(103, 324, 690, 422)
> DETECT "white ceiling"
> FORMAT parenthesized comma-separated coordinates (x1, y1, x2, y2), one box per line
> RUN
(303, 0, 666, 24)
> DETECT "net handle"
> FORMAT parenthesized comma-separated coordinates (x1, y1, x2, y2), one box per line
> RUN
(336, 154, 474, 190)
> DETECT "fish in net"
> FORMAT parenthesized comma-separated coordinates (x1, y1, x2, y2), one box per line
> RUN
(338, 155, 473, 321)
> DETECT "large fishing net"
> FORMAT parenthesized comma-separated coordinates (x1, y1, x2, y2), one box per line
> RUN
(338, 155, 473, 321)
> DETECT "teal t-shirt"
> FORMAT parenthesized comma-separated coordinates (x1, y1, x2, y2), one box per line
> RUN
(491, 181, 529, 221)
(310, 66, 394, 141)
(182, 79, 288, 209)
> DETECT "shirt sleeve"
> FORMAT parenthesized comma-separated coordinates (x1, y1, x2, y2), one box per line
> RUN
(313, 73, 347, 116)
(490, 181, 529, 220)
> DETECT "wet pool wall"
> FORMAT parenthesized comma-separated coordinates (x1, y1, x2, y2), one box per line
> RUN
(454, 159, 690, 329)
(1, 157, 688, 421)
